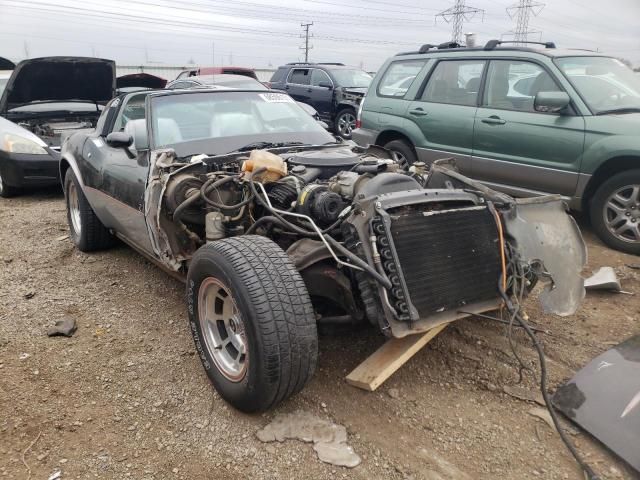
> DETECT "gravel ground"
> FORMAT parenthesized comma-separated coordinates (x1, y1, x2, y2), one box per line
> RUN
(1, 188, 639, 480)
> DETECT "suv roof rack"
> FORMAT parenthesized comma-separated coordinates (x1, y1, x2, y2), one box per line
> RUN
(286, 62, 315, 65)
(484, 39, 556, 50)
(317, 62, 345, 66)
(418, 41, 462, 53)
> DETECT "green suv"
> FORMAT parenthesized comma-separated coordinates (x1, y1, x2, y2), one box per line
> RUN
(353, 40, 640, 254)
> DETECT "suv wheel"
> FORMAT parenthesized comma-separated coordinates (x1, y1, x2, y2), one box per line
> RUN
(186, 235, 318, 412)
(335, 108, 356, 139)
(64, 169, 114, 252)
(590, 169, 640, 255)
(0, 170, 19, 198)
(383, 139, 417, 167)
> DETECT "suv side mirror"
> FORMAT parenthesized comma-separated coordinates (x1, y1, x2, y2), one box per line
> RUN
(106, 131, 134, 148)
(318, 81, 333, 89)
(534, 91, 570, 113)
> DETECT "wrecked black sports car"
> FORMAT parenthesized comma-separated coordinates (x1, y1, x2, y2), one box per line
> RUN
(0, 56, 115, 197)
(61, 88, 586, 412)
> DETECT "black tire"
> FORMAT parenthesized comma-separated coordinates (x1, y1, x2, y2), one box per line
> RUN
(64, 169, 114, 252)
(187, 235, 318, 412)
(383, 139, 417, 167)
(590, 169, 640, 255)
(0, 169, 19, 198)
(334, 108, 357, 139)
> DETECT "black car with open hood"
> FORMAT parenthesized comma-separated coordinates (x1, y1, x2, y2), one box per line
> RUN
(0, 56, 115, 197)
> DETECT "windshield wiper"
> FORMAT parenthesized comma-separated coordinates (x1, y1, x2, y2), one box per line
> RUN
(234, 141, 305, 152)
(595, 107, 640, 116)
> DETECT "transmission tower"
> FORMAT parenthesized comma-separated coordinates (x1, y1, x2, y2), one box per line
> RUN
(435, 0, 484, 44)
(300, 22, 313, 63)
(505, 0, 545, 45)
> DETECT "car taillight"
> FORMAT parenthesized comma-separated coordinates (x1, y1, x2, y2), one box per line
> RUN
(356, 99, 364, 129)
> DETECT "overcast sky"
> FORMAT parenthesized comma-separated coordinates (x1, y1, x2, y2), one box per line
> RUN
(0, 0, 639, 71)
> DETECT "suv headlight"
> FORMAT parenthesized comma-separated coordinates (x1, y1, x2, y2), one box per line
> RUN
(2, 133, 48, 155)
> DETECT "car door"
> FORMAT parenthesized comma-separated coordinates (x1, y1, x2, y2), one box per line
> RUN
(285, 68, 312, 104)
(406, 59, 486, 174)
(82, 92, 153, 252)
(472, 59, 585, 197)
(309, 69, 334, 120)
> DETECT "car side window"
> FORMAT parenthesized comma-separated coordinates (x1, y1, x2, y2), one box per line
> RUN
(421, 60, 485, 106)
(169, 81, 192, 89)
(311, 69, 332, 87)
(288, 68, 311, 86)
(113, 93, 148, 132)
(377, 60, 427, 98)
(484, 60, 562, 112)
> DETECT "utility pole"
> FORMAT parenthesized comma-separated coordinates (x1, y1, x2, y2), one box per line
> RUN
(300, 22, 313, 63)
(23, 41, 30, 58)
(435, 0, 484, 44)
(505, 0, 545, 45)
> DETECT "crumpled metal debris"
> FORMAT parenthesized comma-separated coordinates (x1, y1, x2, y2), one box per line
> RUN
(256, 411, 361, 468)
(47, 318, 77, 337)
(584, 266, 631, 294)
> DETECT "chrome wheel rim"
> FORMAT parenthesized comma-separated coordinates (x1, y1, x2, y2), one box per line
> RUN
(68, 182, 82, 236)
(337, 112, 356, 137)
(198, 277, 247, 382)
(604, 184, 640, 243)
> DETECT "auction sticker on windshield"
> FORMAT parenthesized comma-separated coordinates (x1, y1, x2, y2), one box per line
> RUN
(259, 93, 293, 103)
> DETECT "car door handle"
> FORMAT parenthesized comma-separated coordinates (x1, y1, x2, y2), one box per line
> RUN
(481, 116, 506, 125)
(408, 108, 427, 116)
(285, 85, 290, 90)
(306, 88, 312, 93)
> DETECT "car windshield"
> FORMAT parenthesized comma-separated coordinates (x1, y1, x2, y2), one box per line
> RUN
(555, 56, 640, 114)
(150, 91, 333, 151)
(329, 69, 372, 88)
(0, 73, 11, 98)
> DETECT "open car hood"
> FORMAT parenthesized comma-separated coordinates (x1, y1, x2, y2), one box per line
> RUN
(0, 56, 116, 112)
(117, 73, 167, 90)
(0, 57, 15, 70)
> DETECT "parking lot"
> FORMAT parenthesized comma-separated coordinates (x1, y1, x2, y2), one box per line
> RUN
(0, 189, 637, 479)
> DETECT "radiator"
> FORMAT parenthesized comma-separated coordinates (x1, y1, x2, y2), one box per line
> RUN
(377, 205, 502, 321)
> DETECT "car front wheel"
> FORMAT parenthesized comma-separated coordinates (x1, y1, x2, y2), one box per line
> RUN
(0, 170, 19, 198)
(590, 169, 640, 255)
(186, 235, 318, 412)
(335, 108, 356, 139)
(64, 169, 114, 252)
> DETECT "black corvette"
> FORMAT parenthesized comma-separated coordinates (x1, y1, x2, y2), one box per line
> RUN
(61, 88, 586, 412)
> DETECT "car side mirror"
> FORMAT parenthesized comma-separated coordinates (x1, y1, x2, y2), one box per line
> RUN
(534, 91, 571, 113)
(318, 81, 333, 89)
(106, 131, 133, 148)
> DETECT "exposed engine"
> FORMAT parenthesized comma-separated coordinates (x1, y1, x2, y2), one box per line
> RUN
(18, 116, 97, 150)
(151, 145, 585, 338)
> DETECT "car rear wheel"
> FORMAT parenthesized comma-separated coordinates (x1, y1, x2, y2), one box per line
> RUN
(383, 139, 417, 168)
(186, 235, 318, 412)
(590, 169, 640, 255)
(0, 170, 19, 198)
(335, 108, 356, 139)
(64, 169, 114, 252)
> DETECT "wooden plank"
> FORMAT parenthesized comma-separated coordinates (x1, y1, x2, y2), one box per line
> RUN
(346, 323, 449, 392)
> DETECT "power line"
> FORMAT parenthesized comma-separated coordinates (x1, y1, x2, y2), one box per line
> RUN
(435, 0, 484, 44)
(504, 0, 545, 45)
(300, 22, 313, 63)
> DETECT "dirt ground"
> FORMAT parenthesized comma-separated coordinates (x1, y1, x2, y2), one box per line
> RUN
(1, 188, 639, 480)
